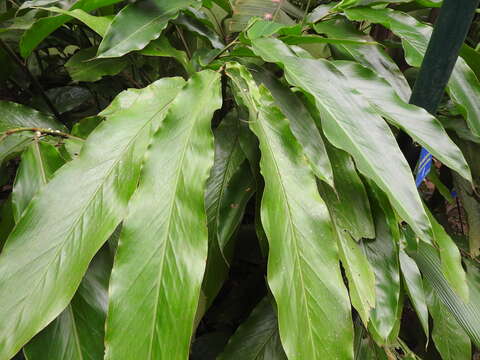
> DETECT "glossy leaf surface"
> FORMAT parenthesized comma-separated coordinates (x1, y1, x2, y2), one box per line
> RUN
(218, 298, 287, 360)
(97, 0, 194, 58)
(313, 19, 411, 101)
(251, 67, 334, 187)
(362, 187, 401, 345)
(104, 70, 221, 359)
(345, 8, 480, 137)
(336, 229, 376, 326)
(0, 77, 185, 359)
(19, 0, 124, 57)
(0, 101, 66, 132)
(317, 143, 374, 240)
(202, 110, 254, 305)
(38, 6, 113, 36)
(399, 249, 429, 338)
(413, 242, 480, 346)
(251, 37, 432, 242)
(24, 247, 112, 360)
(427, 208, 469, 301)
(66, 48, 128, 82)
(334, 60, 471, 181)
(425, 281, 471, 360)
(227, 63, 354, 360)
(12, 141, 64, 221)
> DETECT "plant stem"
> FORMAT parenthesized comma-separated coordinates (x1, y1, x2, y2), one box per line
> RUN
(0, 127, 83, 142)
(175, 25, 192, 59)
(207, 20, 256, 65)
(0, 40, 64, 124)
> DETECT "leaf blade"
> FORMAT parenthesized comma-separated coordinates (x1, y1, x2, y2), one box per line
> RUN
(251, 37, 432, 242)
(104, 70, 221, 359)
(0, 77, 185, 359)
(227, 62, 354, 360)
(97, 0, 193, 58)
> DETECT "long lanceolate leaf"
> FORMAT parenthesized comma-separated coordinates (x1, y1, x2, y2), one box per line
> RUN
(344, 8, 480, 137)
(96, 0, 194, 58)
(425, 281, 471, 360)
(104, 71, 221, 360)
(412, 242, 480, 347)
(362, 187, 401, 345)
(227, 63, 354, 360)
(333, 60, 471, 181)
(0, 77, 186, 359)
(203, 112, 254, 305)
(24, 247, 112, 360)
(218, 298, 287, 360)
(19, 0, 124, 58)
(12, 142, 64, 222)
(318, 143, 374, 240)
(313, 19, 411, 101)
(251, 38, 432, 242)
(251, 67, 334, 188)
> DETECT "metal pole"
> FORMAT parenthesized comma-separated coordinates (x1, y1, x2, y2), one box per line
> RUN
(408, 0, 479, 186)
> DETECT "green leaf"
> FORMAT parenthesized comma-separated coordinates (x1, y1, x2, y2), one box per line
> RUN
(0, 101, 66, 132)
(336, 228, 376, 326)
(228, 0, 298, 32)
(425, 281, 471, 360)
(37, 6, 113, 36)
(426, 208, 469, 301)
(104, 70, 221, 359)
(460, 44, 480, 80)
(0, 135, 34, 166)
(19, 0, 124, 58)
(97, 0, 194, 58)
(317, 143, 374, 240)
(23, 247, 112, 360)
(307, 4, 334, 23)
(399, 248, 429, 339)
(140, 36, 194, 75)
(0, 196, 14, 250)
(203, 111, 254, 305)
(362, 185, 401, 345)
(246, 20, 288, 40)
(12, 141, 64, 222)
(454, 173, 480, 257)
(175, 12, 224, 49)
(205, 111, 248, 251)
(0, 102, 66, 165)
(344, 8, 480, 137)
(281, 35, 378, 47)
(227, 62, 354, 360)
(335, 0, 412, 9)
(70, 116, 104, 139)
(412, 242, 480, 347)
(333, 60, 471, 182)
(353, 319, 388, 360)
(10, 132, 108, 360)
(251, 37, 432, 242)
(251, 66, 334, 187)
(32, 86, 91, 115)
(66, 47, 128, 82)
(0, 77, 186, 359)
(314, 19, 411, 101)
(218, 297, 287, 360)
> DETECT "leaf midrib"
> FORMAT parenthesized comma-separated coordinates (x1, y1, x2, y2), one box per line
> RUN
(146, 77, 217, 359)
(4, 93, 177, 344)
(255, 105, 317, 357)
(99, 7, 178, 57)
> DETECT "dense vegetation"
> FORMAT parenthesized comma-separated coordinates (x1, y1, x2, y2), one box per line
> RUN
(1, 0, 480, 359)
